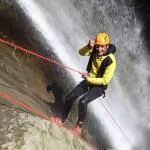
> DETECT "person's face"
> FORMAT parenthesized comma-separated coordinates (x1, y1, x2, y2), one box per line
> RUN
(95, 44, 108, 56)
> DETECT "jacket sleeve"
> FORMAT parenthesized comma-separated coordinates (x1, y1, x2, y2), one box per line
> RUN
(79, 44, 92, 56)
(86, 57, 116, 85)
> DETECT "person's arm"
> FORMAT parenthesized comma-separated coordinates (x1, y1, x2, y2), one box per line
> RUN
(79, 40, 95, 56)
(79, 44, 92, 56)
(86, 56, 116, 85)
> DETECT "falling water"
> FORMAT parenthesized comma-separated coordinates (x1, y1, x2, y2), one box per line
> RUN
(16, 0, 150, 149)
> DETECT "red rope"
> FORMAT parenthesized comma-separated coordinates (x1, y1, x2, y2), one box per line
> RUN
(99, 99, 132, 145)
(0, 91, 97, 150)
(0, 38, 82, 75)
(0, 38, 131, 147)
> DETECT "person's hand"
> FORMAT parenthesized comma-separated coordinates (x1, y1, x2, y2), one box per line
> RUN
(88, 40, 95, 48)
(81, 72, 89, 79)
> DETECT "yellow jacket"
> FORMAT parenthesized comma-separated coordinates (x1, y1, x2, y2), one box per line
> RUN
(79, 44, 116, 86)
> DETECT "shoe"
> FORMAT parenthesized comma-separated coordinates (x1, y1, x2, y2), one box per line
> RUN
(72, 125, 82, 135)
(50, 117, 63, 126)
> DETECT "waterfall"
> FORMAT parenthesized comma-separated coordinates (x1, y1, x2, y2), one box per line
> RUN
(16, 0, 150, 149)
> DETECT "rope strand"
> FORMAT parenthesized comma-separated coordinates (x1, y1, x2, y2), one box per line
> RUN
(0, 38, 82, 75)
(0, 91, 96, 150)
(99, 99, 132, 145)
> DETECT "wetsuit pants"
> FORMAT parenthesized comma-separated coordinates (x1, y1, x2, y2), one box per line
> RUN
(61, 80, 106, 126)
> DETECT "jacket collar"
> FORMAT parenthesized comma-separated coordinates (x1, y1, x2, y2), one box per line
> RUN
(104, 44, 116, 56)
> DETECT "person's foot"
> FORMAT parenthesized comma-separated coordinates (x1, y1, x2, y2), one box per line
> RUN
(72, 125, 82, 135)
(50, 116, 63, 126)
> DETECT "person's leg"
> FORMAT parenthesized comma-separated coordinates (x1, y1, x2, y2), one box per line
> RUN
(50, 81, 88, 125)
(61, 81, 88, 122)
(77, 87, 104, 126)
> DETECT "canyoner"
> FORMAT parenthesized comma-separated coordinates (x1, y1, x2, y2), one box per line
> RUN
(51, 32, 117, 135)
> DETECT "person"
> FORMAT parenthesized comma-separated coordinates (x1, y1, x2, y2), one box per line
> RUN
(51, 32, 116, 134)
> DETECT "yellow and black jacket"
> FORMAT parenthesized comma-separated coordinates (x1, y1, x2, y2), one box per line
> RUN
(79, 44, 116, 87)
